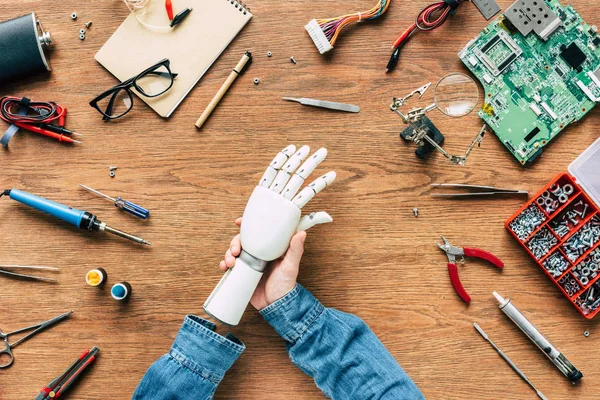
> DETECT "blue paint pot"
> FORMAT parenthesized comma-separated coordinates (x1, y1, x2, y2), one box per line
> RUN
(111, 282, 132, 301)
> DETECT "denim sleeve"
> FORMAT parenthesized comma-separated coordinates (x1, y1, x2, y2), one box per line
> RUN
(132, 315, 245, 400)
(260, 284, 424, 400)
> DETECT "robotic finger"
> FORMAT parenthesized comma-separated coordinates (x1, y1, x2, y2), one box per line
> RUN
(259, 145, 296, 187)
(292, 171, 336, 208)
(297, 211, 333, 231)
(282, 148, 328, 200)
(270, 145, 310, 193)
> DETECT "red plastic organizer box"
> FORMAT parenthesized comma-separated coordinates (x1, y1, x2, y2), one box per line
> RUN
(505, 138, 600, 319)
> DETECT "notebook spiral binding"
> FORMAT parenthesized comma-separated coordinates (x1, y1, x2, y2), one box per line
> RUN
(227, 0, 250, 14)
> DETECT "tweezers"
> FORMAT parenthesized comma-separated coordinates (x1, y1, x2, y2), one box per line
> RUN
(430, 184, 529, 198)
(0, 265, 60, 283)
(282, 97, 360, 113)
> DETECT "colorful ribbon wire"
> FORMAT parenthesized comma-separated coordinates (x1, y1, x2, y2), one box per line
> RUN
(314, 0, 391, 47)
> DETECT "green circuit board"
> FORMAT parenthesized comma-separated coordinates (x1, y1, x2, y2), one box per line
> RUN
(459, 0, 600, 164)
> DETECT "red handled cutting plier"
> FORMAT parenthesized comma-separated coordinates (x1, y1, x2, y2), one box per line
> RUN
(437, 235, 504, 303)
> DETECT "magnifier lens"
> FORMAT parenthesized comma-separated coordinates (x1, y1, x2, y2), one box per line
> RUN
(434, 73, 479, 117)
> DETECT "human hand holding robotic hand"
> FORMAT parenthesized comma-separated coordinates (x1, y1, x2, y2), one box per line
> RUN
(204, 145, 336, 326)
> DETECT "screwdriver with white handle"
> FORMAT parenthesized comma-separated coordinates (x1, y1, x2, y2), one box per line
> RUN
(79, 184, 150, 219)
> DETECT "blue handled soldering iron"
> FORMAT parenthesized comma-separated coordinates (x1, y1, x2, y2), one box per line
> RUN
(1, 189, 151, 245)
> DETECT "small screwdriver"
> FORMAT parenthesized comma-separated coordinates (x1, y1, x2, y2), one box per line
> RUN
(79, 184, 150, 219)
(1, 189, 151, 245)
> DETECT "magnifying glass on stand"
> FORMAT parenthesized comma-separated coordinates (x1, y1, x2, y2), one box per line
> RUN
(390, 72, 485, 166)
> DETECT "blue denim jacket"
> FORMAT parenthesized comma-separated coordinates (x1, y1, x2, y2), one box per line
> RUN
(133, 284, 424, 399)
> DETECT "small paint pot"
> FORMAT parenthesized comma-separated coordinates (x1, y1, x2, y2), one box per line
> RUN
(111, 282, 132, 301)
(86, 268, 107, 287)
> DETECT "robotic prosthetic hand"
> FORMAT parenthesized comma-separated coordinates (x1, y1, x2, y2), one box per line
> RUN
(204, 145, 336, 326)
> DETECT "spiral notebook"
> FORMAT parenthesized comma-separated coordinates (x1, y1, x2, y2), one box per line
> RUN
(95, 0, 252, 118)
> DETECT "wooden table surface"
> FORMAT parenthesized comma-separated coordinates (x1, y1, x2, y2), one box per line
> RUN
(2, 0, 600, 398)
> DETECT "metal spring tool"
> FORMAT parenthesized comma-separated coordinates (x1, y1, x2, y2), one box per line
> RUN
(430, 184, 529, 198)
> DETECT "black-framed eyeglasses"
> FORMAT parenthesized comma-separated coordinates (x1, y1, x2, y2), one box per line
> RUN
(90, 58, 178, 120)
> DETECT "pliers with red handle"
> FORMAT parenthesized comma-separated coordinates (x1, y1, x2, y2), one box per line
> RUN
(437, 235, 504, 303)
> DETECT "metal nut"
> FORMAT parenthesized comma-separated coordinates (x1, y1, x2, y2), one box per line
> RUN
(584, 330, 590, 337)
(71, 12, 77, 20)
(79, 33, 85, 40)
(267, 51, 272, 57)
(563, 184, 574, 195)
(253, 78, 260, 84)
(109, 171, 115, 178)
(80, 29, 86, 34)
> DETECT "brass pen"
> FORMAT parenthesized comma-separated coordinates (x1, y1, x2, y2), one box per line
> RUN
(195, 51, 252, 129)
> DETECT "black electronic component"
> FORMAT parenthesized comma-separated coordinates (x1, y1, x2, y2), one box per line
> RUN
(524, 127, 540, 142)
(400, 116, 445, 160)
(593, 37, 600, 47)
(560, 43, 587, 71)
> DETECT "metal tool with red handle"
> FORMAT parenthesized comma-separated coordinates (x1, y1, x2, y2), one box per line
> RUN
(36, 346, 99, 399)
(437, 235, 504, 303)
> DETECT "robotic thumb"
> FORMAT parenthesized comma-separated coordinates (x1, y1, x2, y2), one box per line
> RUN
(297, 211, 332, 232)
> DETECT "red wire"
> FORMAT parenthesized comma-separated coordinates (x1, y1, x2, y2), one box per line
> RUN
(392, 1, 452, 49)
(0, 96, 65, 125)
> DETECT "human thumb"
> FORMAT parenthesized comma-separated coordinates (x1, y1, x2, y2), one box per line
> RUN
(282, 231, 307, 270)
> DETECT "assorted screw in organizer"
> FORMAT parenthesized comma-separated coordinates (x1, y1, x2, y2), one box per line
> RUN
(549, 200, 590, 238)
(527, 227, 557, 260)
(561, 216, 600, 262)
(559, 274, 581, 297)
(543, 251, 570, 278)
(575, 280, 600, 316)
(572, 248, 600, 286)
(509, 205, 546, 241)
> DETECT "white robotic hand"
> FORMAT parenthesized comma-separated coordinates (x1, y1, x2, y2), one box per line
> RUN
(204, 145, 336, 326)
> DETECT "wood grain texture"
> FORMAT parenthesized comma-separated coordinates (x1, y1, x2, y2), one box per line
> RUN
(1, 0, 600, 398)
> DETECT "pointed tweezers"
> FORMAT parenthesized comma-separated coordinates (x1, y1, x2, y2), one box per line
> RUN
(430, 184, 528, 198)
(0, 265, 60, 283)
(282, 97, 360, 113)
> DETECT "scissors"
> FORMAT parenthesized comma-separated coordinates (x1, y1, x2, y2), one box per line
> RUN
(0, 311, 73, 368)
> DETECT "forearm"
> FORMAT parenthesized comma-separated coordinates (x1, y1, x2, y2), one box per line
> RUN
(133, 315, 244, 400)
(260, 284, 424, 400)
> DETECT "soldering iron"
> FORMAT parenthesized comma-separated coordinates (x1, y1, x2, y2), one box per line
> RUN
(1, 189, 151, 245)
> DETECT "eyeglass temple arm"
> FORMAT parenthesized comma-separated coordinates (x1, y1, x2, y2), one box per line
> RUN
(104, 90, 121, 118)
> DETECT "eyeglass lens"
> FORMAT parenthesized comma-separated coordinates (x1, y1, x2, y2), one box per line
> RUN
(135, 65, 174, 97)
(97, 88, 133, 118)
